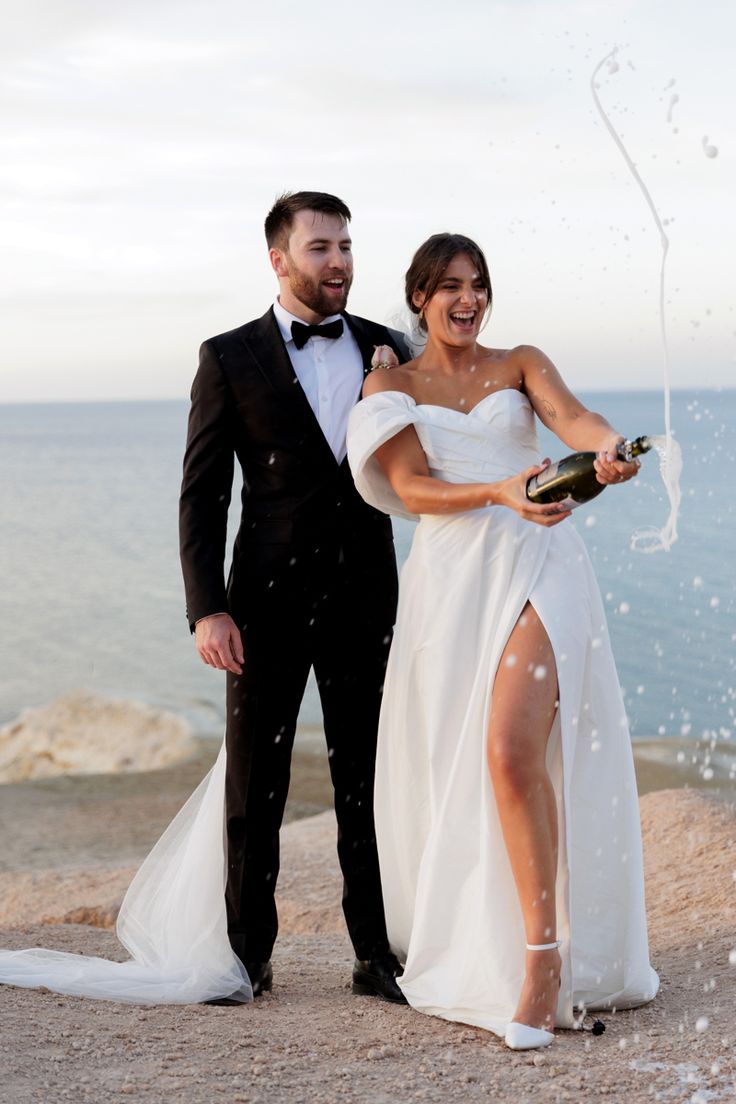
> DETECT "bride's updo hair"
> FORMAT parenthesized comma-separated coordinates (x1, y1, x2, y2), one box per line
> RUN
(405, 233, 493, 331)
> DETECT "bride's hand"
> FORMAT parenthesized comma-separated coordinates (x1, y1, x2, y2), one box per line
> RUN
(593, 436, 640, 485)
(494, 462, 572, 527)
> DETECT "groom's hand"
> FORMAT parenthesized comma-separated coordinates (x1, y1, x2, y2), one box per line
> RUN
(195, 614, 244, 675)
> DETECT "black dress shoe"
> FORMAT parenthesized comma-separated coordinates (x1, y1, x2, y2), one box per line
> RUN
(245, 960, 273, 997)
(352, 953, 408, 1004)
(202, 960, 272, 1005)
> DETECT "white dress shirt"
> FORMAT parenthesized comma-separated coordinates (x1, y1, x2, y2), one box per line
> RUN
(272, 298, 364, 464)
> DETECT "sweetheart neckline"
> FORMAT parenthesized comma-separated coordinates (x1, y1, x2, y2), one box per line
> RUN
(370, 387, 528, 418)
(417, 388, 527, 418)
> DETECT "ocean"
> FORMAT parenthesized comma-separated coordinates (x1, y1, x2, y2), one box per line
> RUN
(1, 391, 734, 752)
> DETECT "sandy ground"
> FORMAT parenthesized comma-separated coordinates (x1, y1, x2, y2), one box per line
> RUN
(1, 747, 735, 1103)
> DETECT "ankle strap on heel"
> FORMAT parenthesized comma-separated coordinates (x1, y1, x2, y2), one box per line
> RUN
(526, 940, 561, 951)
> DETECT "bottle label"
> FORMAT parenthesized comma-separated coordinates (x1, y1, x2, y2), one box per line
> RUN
(537, 460, 559, 487)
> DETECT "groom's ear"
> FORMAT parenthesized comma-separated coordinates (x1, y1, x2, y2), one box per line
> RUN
(269, 247, 289, 278)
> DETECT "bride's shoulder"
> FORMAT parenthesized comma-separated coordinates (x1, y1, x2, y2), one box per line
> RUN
(484, 344, 555, 385)
(475, 343, 542, 364)
(503, 344, 552, 368)
(362, 363, 418, 401)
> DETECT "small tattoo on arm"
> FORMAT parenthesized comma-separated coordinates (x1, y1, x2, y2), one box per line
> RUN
(541, 399, 557, 421)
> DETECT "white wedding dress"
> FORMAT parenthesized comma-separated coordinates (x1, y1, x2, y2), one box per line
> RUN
(347, 387, 659, 1035)
(0, 740, 252, 1004)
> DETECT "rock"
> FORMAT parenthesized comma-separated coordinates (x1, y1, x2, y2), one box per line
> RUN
(0, 692, 195, 782)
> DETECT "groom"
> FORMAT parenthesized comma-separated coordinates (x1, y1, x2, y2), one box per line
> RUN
(179, 191, 409, 1003)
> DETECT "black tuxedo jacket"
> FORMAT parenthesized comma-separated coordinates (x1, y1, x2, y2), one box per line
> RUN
(179, 307, 410, 631)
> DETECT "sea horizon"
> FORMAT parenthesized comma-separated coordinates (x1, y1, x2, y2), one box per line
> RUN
(3, 385, 733, 407)
(1, 389, 733, 762)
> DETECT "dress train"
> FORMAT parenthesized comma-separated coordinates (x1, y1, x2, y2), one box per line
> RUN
(0, 739, 252, 1005)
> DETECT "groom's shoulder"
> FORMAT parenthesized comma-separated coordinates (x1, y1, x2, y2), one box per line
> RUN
(203, 308, 275, 358)
(346, 313, 411, 362)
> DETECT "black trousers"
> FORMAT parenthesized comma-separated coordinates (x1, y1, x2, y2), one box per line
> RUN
(224, 542, 395, 963)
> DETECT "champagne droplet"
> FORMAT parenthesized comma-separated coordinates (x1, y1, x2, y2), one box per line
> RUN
(702, 135, 719, 159)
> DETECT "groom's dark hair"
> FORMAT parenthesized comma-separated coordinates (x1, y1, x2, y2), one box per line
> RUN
(265, 191, 352, 251)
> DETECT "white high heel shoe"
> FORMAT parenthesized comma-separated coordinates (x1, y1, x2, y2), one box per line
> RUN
(504, 940, 561, 1051)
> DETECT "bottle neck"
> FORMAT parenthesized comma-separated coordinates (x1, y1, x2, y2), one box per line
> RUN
(618, 435, 653, 461)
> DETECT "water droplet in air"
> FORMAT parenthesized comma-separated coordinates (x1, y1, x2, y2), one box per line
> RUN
(533, 665, 547, 681)
(701, 135, 719, 159)
(710, 596, 720, 608)
(728, 948, 736, 965)
(695, 1016, 709, 1033)
(505, 654, 517, 668)
(585, 515, 596, 528)
(618, 602, 630, 614)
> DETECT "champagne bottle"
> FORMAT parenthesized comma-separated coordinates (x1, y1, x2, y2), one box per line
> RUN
(526, 436, 653, 508)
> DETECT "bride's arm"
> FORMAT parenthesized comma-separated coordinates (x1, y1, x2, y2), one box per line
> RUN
(363, 371, 570, 525)
(517, 345, 640, 485)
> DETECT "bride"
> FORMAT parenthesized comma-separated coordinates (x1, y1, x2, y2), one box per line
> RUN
(346, 232, 659, 1049)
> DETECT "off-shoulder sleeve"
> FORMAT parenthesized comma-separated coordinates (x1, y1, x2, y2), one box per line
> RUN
(347, 391, 420, 521)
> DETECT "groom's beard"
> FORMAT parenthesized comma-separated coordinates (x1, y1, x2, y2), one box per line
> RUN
(285, 262, 353, 318)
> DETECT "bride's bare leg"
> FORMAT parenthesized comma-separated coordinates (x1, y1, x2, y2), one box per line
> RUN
(487, 602, 561, 1030)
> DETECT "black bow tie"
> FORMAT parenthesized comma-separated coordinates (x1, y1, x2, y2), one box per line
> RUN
(290, 318, 344, 350)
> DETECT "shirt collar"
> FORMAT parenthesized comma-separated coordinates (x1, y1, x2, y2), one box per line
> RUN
(272, 298, 343, 345)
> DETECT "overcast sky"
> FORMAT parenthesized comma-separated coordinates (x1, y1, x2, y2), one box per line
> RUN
(1, 0, 733, 401)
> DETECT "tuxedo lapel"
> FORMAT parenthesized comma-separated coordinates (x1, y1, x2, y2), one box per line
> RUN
(239, 308, 338, 467)
(343, 313, 376, 378)
(241, 308, 304, 402)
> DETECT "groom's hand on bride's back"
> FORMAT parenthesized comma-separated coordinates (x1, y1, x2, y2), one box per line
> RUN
(195, 614, 244, 675)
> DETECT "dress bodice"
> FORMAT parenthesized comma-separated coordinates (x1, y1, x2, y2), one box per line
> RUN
(347, 388, 541, 520)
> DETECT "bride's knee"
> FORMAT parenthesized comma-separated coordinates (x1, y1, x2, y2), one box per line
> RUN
(487, 732, 541, 794)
